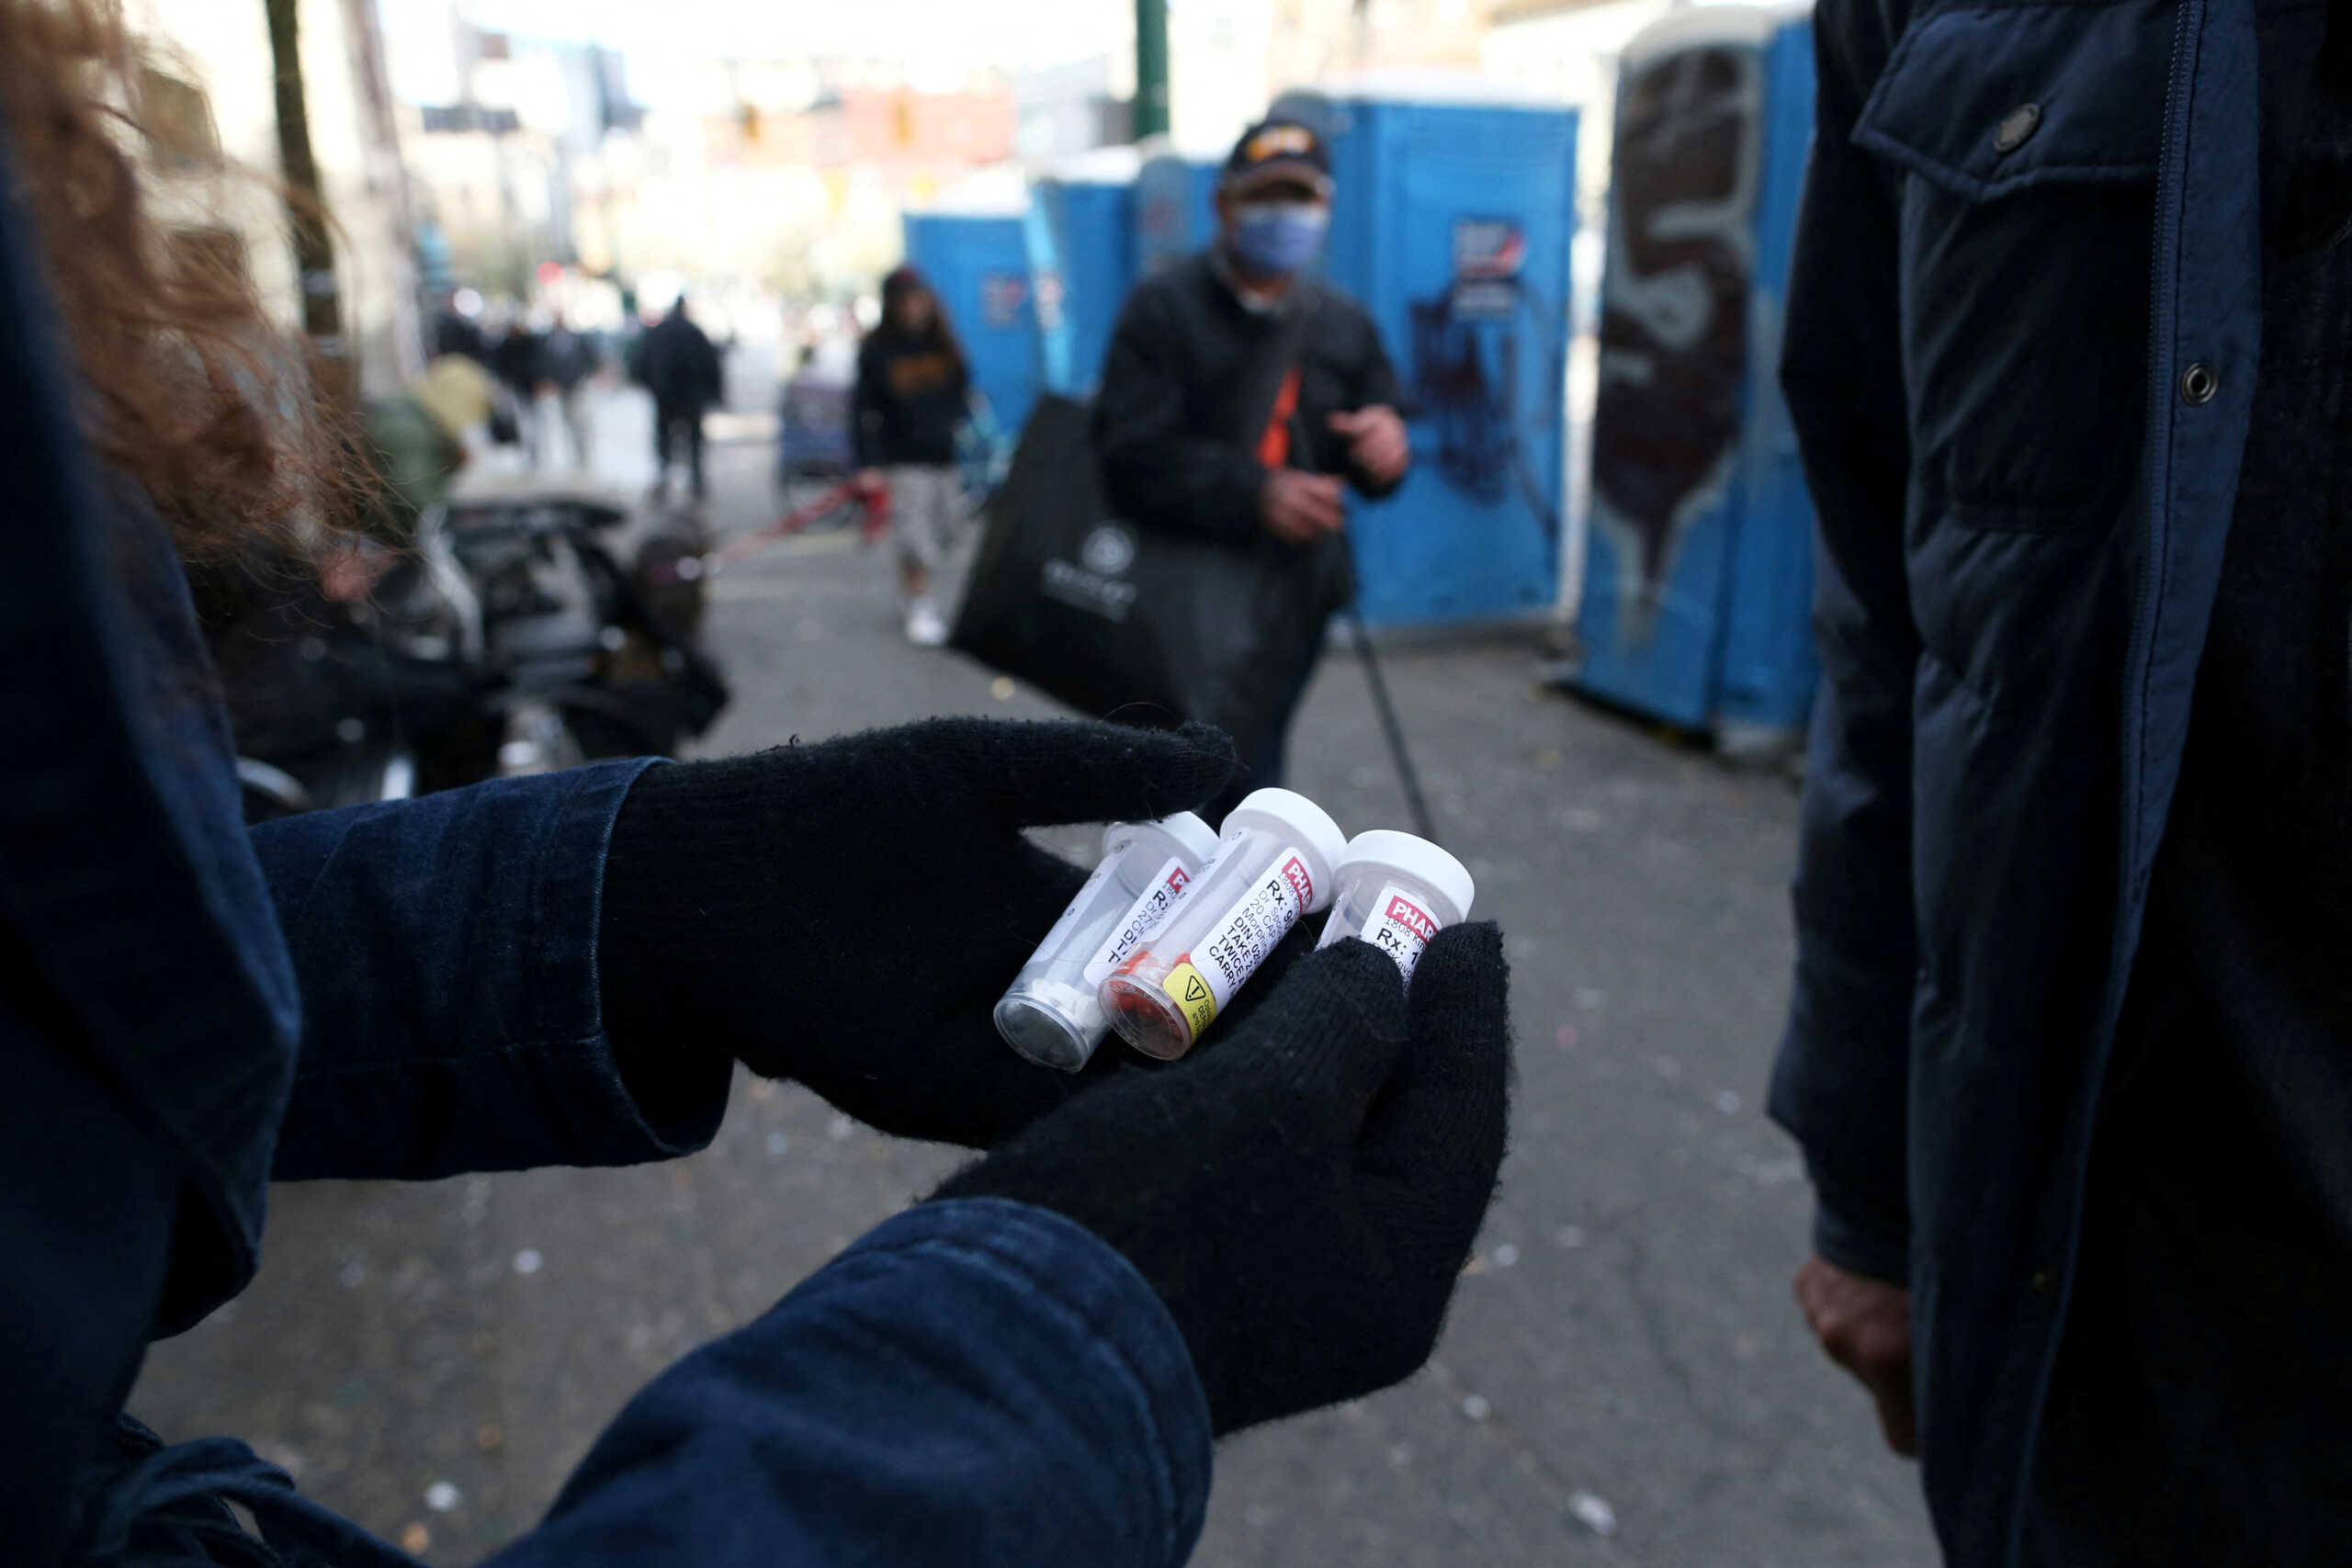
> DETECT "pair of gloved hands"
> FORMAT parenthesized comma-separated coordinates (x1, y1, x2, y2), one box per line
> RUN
(597, 717, 1511, 1437)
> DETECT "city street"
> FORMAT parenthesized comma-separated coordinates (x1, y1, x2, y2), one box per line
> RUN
(132, 389, 1938, 1567)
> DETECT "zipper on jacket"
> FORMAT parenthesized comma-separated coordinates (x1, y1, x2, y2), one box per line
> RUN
(2001, 3, 2202, 1564)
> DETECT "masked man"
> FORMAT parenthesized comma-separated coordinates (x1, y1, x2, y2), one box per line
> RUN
(1094, 116, 1410, 818)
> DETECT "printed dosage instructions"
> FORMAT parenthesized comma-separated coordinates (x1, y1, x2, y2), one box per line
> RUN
(1364, 884, 1441, 982)
(1082, 857, 1193, 988)
(1163, 848, 1314, 1036)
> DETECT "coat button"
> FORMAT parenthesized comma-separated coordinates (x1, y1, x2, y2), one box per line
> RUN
(2181, 362, 2220, 405)
(2029, 1269, 2055, 1295)
(1993, 103, 2041, 154)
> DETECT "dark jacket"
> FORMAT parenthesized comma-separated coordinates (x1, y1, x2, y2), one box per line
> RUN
(1767, 1, 2264, 1563)
(639, 310, 723, 411)
(488, 327, 542, 394)
(540, 325, 599, 390)
(853, 330, 969, 468)
(432, 310, 489, 365)
(0, 140, 1210, 1568)
(1093, 251, 1403, 547)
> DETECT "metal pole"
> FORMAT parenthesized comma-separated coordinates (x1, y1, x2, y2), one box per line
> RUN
(265, 0, 353, 407)
(1134, 0, 1170, 139)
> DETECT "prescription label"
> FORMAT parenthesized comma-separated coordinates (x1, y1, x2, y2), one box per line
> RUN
(1083, 857, 1193, 988)
(1364, 884, 1442, 982)
(1190, 847, 1316, 1023)
(1162, 962, 1219, 1039)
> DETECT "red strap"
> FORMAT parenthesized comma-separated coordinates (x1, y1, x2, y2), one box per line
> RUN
(1256, 367, 1302, 469)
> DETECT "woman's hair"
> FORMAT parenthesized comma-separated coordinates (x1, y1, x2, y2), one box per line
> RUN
(875, 265, 967, 376)
(0, 0, 361, 562)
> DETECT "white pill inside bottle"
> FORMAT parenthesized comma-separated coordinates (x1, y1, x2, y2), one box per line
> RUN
(993, 812, 1222, 1071)
(1314, 829, 1476, 986)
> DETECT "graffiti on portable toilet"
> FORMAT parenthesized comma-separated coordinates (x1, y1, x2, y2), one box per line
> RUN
(1589, 40, 1762, 639)
(1409, 215, 1558, 536)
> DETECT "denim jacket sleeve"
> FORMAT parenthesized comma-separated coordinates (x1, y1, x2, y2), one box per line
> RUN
(251, 759, 733, 1181)
(1765, 0, 1920, 1285)
(484, 1198, 1214, 1568)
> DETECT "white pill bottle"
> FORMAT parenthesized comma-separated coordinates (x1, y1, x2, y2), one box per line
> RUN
(1100, 789, 1349, 1060)
(1314, 829, 1476, 985)
(993, 812, 1222, 1071)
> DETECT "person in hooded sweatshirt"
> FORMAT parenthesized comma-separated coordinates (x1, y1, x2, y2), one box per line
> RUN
(852, 265, 972, 647)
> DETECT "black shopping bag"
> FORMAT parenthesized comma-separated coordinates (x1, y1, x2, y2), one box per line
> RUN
(950, 393, 1333, 761)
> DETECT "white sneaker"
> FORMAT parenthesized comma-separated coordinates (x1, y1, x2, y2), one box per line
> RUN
(904, 596, 949, 648)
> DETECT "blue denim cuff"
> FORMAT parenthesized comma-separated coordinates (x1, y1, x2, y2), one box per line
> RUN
(846, 1199, 1214, 1563)
(262, 758, 731, 1181)
(525, 756, 729, 1159)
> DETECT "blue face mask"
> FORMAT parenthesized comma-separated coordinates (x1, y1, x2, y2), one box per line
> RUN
(1229, 203, 1329, 277)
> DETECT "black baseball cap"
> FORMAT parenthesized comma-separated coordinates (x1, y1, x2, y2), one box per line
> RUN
(1221, 118, 1334, 198)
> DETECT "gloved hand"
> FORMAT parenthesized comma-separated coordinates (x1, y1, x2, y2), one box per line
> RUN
(935, 925, 1512, 1435)
(596, 717, 1237, 1148)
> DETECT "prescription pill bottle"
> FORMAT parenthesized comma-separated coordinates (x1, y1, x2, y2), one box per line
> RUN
(994, 812, 1222, 1071)
(1100, 788, 1349, 1060)
(1315, 829, 1475, 985)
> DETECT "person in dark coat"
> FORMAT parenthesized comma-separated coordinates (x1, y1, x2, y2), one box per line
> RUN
(1773, 3, 2352, 1563)
(538, 310, 601, 472)
(639, 293, 724, 501)
(1093, 117, 1409, 819)
(430, 289, 489, 364)
(488, 312, 546, 459)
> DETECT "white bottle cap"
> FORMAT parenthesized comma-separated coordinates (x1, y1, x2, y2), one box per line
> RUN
(1338, 829, 1476, 927)
(1222, 788, 1350, 913)
(1102, 811, 1221, 868)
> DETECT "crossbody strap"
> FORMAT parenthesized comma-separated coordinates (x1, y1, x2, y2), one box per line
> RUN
(1238, 280, 1320, 471)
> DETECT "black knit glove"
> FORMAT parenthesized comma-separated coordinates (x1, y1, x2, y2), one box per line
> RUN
(936, 924, 1512, 1435)
(597, 718, 1237, 1148)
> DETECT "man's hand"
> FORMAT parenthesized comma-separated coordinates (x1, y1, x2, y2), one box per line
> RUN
(1329, 405, 1410, 488)
(1794, 1255, 1917, 1457)
(854, 467, 888, 496)
(1261, 468, 1346, 546)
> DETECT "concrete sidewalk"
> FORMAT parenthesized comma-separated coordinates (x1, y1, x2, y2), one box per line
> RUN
(132, 429, 1936, 1566)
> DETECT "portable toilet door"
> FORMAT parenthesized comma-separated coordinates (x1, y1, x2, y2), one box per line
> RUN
(903, 209, 1045, 441)
(1135, 149, 1222, 280)
(1574, 5, 1818, 747)
(1031, 148, 1141, 396)
(1322, 76, 1579, 629)
(1712, 13, 1818, 752)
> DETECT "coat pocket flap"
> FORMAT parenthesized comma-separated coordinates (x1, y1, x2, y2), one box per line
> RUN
(1853, 0, 2175, 200)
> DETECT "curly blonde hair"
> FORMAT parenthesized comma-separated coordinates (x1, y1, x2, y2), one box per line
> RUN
(0, 0, 363, 560)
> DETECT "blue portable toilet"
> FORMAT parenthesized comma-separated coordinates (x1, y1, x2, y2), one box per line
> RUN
(1319, 73, 1579, 629)
(1573, 6, 1818, 751)
(1029, 147, 1140, 395)
(903, 197, 1046, 441)
(1134, 141, 1222, 280)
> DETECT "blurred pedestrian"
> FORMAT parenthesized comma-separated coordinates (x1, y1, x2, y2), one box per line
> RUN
(368, 352, 490, 537)
(1094, 117, 1411, 818)
(430, 286, 488, 364)
(1772, 4, 2352, 1564)
(640, 292, 723, 502)
(0, 15, 1516, 1566)
(854, 265, 971, 646)
(539, 310, 600, 472)
(489, 309, 545, 460)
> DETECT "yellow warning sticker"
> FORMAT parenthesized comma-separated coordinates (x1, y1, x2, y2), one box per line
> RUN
(1162, 961, 1218, 1040)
